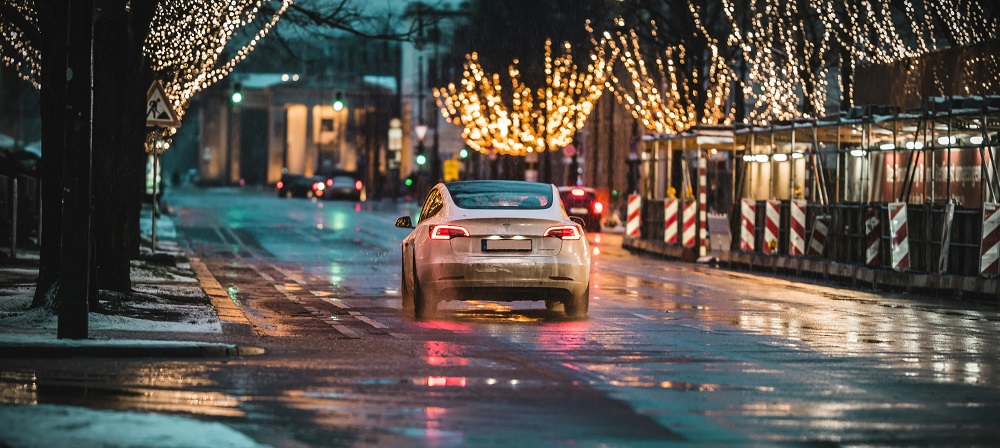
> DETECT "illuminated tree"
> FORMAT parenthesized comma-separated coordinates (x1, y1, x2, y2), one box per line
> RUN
(592, 16, 734, 134)
(0, 0, 393, 310)
(434, 38, 607, 181)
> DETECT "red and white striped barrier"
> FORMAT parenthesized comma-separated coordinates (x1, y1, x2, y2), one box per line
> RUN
(682, 199, 697, 247)
(789, 199, 807, 256)
(740, 199, 755, 251)
(763, 200, 781, 254)
(626, 193, 641, 238)
(938, 201, 955, 274)
(864, 207, 880, 267)
(698, 155, 708, 257)
(981, 202, 1000, 277)
(807, 215, 831, 257)
(663, 198, 678, 243)
(888, 202, 910, 271)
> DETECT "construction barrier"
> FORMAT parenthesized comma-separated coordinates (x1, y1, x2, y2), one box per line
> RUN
(763, 200, 780, 255)
(938, 200, 955, 274)
(739, 199, 755, 251)
(865, 206, 880, 267)
(981, 202, 1000, 277)
(626, 194, 641, 238)
(888, 202, 910, 271)
(698, 155, 707, 257)
(789, 199, 807, 256)
(682, 199, 697, 247)
(807, 215, 831, 257)
(663, 198, 678, 243)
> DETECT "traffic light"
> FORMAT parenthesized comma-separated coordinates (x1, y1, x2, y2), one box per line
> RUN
(332, 91, 344, 111)
(231, 83, 243, 104)
(459, 148, 469, 159)
(404, 177, 414, 187)
(415, 154, 427, 166)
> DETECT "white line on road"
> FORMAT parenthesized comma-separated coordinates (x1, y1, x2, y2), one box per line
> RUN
(322, 297, 350, 309)
(348, 311, 388, 329)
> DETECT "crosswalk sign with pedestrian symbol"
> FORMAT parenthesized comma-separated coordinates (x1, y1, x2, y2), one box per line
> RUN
(146, 80, 180, 127)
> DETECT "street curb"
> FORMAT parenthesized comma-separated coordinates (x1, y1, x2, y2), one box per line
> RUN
(0, 343, 265, 358)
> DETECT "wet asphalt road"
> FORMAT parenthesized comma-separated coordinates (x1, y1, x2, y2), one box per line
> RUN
(4, 187, 1000, 447)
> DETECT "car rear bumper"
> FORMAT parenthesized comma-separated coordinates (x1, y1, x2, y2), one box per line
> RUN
(417, 256, 590, 302)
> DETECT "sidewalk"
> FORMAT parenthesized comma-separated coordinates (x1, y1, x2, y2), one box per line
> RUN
(0, 201, 263, 358)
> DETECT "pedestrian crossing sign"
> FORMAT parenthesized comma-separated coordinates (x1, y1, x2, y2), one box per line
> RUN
(146, 80, 180, 127)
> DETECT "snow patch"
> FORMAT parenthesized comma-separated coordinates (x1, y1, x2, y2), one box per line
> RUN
(0, 404, 267, 448)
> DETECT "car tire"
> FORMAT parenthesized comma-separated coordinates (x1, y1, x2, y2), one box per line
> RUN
(412, 270, 436, 320)
(401, 261, 414, 311)
(564, 286, 589, 318)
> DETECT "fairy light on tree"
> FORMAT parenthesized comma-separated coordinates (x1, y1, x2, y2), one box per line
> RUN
(591, 16, 734, 135)
(143, 0, 291, 154)
(434, 38, 607, 157)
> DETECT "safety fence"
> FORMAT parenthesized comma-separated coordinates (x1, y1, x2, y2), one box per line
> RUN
(0, 174, 41, 259)
(634, 197, 992, 277)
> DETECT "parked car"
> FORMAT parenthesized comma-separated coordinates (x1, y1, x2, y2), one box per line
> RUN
(557, 186, 603, 233)
(395, 180, 591, 319)
(277, 174, 324, 198)
(317, 170, 365, 201)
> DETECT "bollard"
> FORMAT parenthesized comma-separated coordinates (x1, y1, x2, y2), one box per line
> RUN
(10, 177, 16, 260)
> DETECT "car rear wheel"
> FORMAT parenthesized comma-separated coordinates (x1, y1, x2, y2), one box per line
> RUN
(401, 262, 414, 311)
(545, 299, 564, 314)
(412, 271, 436, 320)
(564, 286, 589, 318)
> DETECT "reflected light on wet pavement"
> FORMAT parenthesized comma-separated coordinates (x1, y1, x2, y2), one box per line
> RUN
(0, 365, 244, 417)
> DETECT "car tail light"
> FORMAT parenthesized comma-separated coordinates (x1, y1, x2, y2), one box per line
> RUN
(571, 188, 585, 197)
(593, 201, 603, 214)
(276, 181, 284, 189)
(355, 180, 363, 191)
(326, 178, 333, 187)
(544, 225, 582, 240)
(430, 225, 470, 240)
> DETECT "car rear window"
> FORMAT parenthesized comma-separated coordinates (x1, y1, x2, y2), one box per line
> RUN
(446, 181, 553, 209)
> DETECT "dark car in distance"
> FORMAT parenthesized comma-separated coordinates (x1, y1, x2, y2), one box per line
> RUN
(557, 186, 603, 233)
(277, 173, 324, 198)
(317, 170, 365, 202)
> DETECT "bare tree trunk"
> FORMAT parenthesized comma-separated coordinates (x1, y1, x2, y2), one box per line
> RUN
(31, 0, 69, 311)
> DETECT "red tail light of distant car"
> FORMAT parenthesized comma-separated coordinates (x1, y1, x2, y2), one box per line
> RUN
(355, 180, 363, 191)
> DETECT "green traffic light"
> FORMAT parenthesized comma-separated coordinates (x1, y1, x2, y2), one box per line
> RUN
(416, 154, 427, 166)
(231, 91, 243, 104)
(459, 148, 469, 159)
(333, 99, 344, 111)
(405, 178, 413, 186)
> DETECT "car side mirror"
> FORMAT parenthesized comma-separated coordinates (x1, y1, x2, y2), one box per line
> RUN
(569, 216, 585, 227)
(395, 216, 413, 229)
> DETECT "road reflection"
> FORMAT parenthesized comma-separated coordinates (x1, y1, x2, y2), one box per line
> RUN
(0, 364, 244, 417)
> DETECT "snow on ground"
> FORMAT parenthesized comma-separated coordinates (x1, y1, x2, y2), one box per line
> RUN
(0, 404, 267, 448)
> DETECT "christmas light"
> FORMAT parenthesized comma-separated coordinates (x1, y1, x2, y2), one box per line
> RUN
(434, 38, 607, 156)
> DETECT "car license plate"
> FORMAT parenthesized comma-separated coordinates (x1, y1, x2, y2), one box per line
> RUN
(570, 207, 588, 214)
(482, 239, 531, 252)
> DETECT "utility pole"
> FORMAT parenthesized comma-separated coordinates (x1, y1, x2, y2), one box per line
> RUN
(57, 0, 94, 339)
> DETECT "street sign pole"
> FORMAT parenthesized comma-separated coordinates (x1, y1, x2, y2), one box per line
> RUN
(152, 154, 159, 254)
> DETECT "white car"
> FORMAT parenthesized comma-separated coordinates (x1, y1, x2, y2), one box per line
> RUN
(396, 180, 592, 319)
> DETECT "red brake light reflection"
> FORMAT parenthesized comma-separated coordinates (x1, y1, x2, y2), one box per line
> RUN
(430, 225, 470, 240)
(355, 180, 363, 191)
(593, 201, 603, 214)
(571, 188, 585, 197)
(276, 181, 284, 189)
(326, 178, 333, 187)
(544, 225, 582, 240)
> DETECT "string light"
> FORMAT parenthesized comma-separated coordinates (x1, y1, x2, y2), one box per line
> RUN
(0, 0, 291, 154)
(434, 38, 606, 156)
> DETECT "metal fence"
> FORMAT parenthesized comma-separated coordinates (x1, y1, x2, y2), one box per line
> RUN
(0, 174, 41, 259)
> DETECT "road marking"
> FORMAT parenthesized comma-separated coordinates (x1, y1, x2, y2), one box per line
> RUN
(633, 313, 655, 320)
(311, 290, 331, 297)
(348, 311, 388, 329)
(323, 297, 350, 309)
(325, 321, 361, 338)
(268, 262, 306, 286)
(259, 272, 274, 282)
